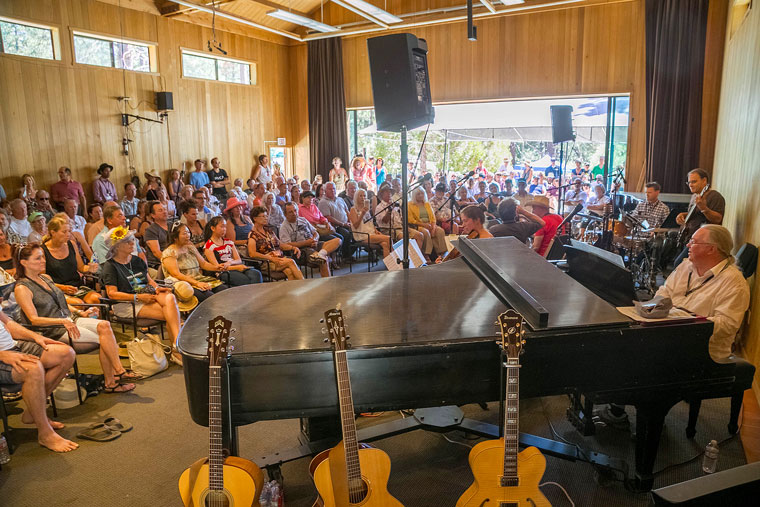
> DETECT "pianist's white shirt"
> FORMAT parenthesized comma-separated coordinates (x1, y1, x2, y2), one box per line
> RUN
(655, 258, 749, 361)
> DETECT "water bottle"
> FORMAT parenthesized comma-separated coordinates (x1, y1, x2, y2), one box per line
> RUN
(702, 439, 719, 473)
(259, 481, 272, 506)
(0, 435, 11, 464)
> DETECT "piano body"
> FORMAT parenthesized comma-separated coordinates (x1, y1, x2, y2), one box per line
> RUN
(177, 237, 747, 490)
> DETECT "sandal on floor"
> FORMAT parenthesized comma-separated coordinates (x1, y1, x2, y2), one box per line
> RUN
(103, 383, 135, 394)
(77, 422, 121, 442)
(103, 416, 133, 433)
(170, 349, 183, 367)
(114, 369, 143, 382)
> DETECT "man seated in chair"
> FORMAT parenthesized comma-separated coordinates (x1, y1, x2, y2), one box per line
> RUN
(0, 310, 78, 452)
(279, 202, 340, 278)
(598, 224, 750, 427)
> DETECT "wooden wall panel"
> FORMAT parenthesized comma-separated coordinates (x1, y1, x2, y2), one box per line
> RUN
(711, 3, 760, 396)
(0, 0, 295, 201)
(340, 1, 648, 189)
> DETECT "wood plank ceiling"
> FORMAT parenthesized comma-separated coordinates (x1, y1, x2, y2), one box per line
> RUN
(149, 1, 619, 44)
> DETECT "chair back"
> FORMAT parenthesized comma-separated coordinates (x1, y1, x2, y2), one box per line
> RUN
(735, 243, 758, 279)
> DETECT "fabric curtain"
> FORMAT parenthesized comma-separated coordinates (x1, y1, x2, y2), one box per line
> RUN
(645, 0, 709, 193)
(308, 38, 349, 184)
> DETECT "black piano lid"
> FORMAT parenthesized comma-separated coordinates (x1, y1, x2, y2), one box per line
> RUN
(177, 238, 631, 357)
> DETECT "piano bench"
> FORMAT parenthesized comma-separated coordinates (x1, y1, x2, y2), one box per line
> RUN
(685, 358, 755, 439)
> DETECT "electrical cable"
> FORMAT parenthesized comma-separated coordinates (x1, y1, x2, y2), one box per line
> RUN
(539, 482, 575, 507)
(441, 432, 473, 449)
(652, 429, 740, 476)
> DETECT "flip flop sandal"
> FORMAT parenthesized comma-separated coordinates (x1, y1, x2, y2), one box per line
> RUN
(103, 383, 136, 394)
(114, 369, 143, 382)
(103, 416, 133, 433)
(77, 422, 121, 442)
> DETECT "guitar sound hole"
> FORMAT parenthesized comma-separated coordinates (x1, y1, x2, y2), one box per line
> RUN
(348, 478, 369, 504)
(499, 503, 518, 507)
(204, 490, 230, 507)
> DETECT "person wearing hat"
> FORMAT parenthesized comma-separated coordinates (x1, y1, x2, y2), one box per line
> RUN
(299, 191, 342, 244)
(222, 197, 253, 251)
(545, 158, 559, 179)
(144, 171, 162, 201)
(101, 226, 182, 348)
(488, 197, 545, 244)
(93, 163, 117, 204)
(429, 182, 455, 234)
(526, 195, 563, 257)
(27, 211, 47, 243)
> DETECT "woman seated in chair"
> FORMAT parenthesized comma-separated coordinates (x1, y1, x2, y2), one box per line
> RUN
(203, 216, 262, 286)
(162, 223, 228, 303)
(263, 192, 285, 232)
(101, 226, 181, 352)
(223, 197, 253, 256)
(247, 206, 303, 281)
(0, 229, 15, 276)
(408, 187, 447, 262)
(179, 200, 205, 249)
(348, 189, 390, 258)
(13, 244, 139, 393)
(42, 215, 100, 305)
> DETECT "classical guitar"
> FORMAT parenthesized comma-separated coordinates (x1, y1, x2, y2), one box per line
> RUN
(179, 316, 264, 507)
(310, 308, 403, 507)
(456, 309, 551, 507)
(676, 184, 710, 248)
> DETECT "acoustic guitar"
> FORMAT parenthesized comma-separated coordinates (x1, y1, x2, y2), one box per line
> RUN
(676, 184, 710, 248)
(456, 309, 551, 507)
(310, 308, 403, 507)
(179, 316, 264, 507)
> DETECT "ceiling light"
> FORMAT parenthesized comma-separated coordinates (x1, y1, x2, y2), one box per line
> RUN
(267, 9, 339, 32)
(334, 0, 402, 24)
(500, 0, 526, 5)
(170, 0, 302, 40)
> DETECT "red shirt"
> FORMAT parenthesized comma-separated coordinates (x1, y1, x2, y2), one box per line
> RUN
(536, 213, 563, 256)
(50, 180, 85, 206)
(298, 203, 328, 226)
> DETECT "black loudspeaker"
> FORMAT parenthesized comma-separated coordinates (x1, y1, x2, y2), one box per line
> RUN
(550, 105, 574, 143)
(652, 461, 760, 506)
(156, 91, 173, 111)
(367, 33, 435, 132)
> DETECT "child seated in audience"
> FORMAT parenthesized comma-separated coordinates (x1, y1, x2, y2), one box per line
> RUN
(203, 216, 262, 286)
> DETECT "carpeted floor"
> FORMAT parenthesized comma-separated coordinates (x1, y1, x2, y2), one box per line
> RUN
(0, 359, 746, 507)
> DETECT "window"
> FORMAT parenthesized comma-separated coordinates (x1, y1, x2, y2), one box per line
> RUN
(72, 31, 155, 73)
(181, 49, 254, 85)
(0, 17, 59, 60)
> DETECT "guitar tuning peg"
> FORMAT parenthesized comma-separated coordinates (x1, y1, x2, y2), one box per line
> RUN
(319, 318, 324, 323)
(229, 336, 236, 342)
(231, 328, 237, 333)
(321, 327, 327, 335)
(345, 335, 350, 340)
(323, 338, 329, 343)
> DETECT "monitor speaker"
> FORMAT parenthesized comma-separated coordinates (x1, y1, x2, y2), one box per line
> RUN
(550, 105, 574, 143)
(156, 91, 173, 111)
(367, 33, 435, 133)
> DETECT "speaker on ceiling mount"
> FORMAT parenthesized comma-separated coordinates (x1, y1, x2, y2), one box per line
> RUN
(550, 105, 575, 143)
(367, 33, 435, 133)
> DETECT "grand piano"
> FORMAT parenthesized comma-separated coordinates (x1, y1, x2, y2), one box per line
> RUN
(177, 237, 750, 490)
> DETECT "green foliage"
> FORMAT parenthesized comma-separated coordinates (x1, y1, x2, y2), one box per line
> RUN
(74, 35, 112, 67)
(0, 20, 54, 60)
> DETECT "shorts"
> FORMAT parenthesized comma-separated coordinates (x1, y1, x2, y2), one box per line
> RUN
(0, 341, 44, 385)
(73, 317, 102, 344)
(111, 301, 146, 319)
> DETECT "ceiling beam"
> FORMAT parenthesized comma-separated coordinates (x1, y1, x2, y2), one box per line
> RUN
(242, 0, 309, 18)
(479, 0, 498, 14)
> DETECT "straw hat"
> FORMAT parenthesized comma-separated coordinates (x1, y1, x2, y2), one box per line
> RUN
(52, 378, 87, 409)
(524, 195, 553, 210)
(173, 281, 199, 312)
(104, 226, 136, 260)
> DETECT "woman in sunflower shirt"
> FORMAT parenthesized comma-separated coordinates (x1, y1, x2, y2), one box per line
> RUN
(247, 206, 303, 281)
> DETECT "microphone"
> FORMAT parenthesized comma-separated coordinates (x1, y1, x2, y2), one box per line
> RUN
(465, 170, 475, 179)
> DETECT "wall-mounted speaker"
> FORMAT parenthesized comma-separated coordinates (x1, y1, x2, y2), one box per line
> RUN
(156, 91, 173, 111)
(367, 33, 435, 133)
(550, 105, 574, 143)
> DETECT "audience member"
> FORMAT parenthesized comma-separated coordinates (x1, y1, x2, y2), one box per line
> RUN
(247, 182, 266, 209)
(299, 191, 342, 245)
(189, 159, 209, 189)
(32, 190, 55, 222)
(93, 163, 117, 204)
(0, 309, 77, 452)
(177, 185, 194, 205)
(157, 186, 176, 218)
(192, 189, 212, 223)
(63, 198, 87, 236)
(223, 198, 253, 254)
(120, 183, 139, 217)
(254, 154, 272, 186)
(50, 167, 86, 212)
(92, 205, 146, 267)
(202, 216, 262, 286)
(263, 192, 285, 232)
(102, 227, 181, 361)
(526, 195, 562, 257)
(202, 186, 221, 216)
(229, 178, 247, 203)
(565, 178, 588, 207)
(247, 206, 303, 281)
(0, 230, 15, 275)
(162, 223, 227, 303)
(586, 183, 610, 214)
(167, 169, 183, 201)
(348, 189, 390, 258)
(208, 157, 229, 200)
(300, 179, 312, 193)
(179, 201, 206, 248)
(18, 173, 37, 206)
(290, 186, 301, 210)
(488, 198, 544, 244)
(375, 184, 424, 250)
(8, 199, 32, 243)
(408, 187, 446, 261)
(143, 201, 170, 267)
(375, 158, 386, 188)
(329, 157, 348, 192)
(340, 180, 358, 209)
(84, 203, 104, 244)
(129, 201, 151, 241)
(430, 183, 456, 234)
(456, 186, 477, 209)
(42, 215, 100, 305)
(279, 202, 339, 278)
(317, 182, 351, 257)
(275, 179, 290, 207)
(27, 212, 46, 244)
(14, 244, 138, 394)
(144, 172, 162, 201)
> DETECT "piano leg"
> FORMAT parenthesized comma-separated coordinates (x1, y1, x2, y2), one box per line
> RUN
(633, 399, 678, 491)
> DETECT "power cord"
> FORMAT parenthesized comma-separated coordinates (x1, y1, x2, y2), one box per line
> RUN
(441, 432, 474, 449)
(539, 481, 575, 506)
(652, 429, 740, 476)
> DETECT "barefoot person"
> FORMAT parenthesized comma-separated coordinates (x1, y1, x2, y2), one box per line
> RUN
(0, 310, 78, 452)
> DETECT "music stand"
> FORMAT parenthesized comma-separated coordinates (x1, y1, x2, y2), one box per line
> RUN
(564, 240, 635, 307)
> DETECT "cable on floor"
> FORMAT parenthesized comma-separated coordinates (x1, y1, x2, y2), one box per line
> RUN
(441, 432, 473, 449)
(539, 481, 575, 506)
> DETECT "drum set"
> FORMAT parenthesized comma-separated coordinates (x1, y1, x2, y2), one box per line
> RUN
(569, 208, 669, 294)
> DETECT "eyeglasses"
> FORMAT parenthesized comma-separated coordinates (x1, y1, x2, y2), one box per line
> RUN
(38, 197, 49, 200)
(687, 239, 714, 247)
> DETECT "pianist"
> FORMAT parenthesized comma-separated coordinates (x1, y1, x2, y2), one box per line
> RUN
(655, 224, 749, 361)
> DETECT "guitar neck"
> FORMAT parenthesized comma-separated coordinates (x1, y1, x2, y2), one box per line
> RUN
(334, 349, 362, 485)
(209, 365, 224, 491)
(502, 357, 520, 485)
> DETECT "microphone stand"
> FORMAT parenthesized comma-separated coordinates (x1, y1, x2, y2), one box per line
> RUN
(364, 175, 431, 224)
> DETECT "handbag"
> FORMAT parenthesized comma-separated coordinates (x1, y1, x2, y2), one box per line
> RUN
(126, 332, 171, 377)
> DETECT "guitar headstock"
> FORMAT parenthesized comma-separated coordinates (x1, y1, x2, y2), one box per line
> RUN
(322, 308, 349, 352)
(208, 316, 233, 366)
(497, 309, 525, 359)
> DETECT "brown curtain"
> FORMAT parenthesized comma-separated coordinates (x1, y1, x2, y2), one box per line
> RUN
(308, 38, 349, 183)
(645, 0, 709, 193)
